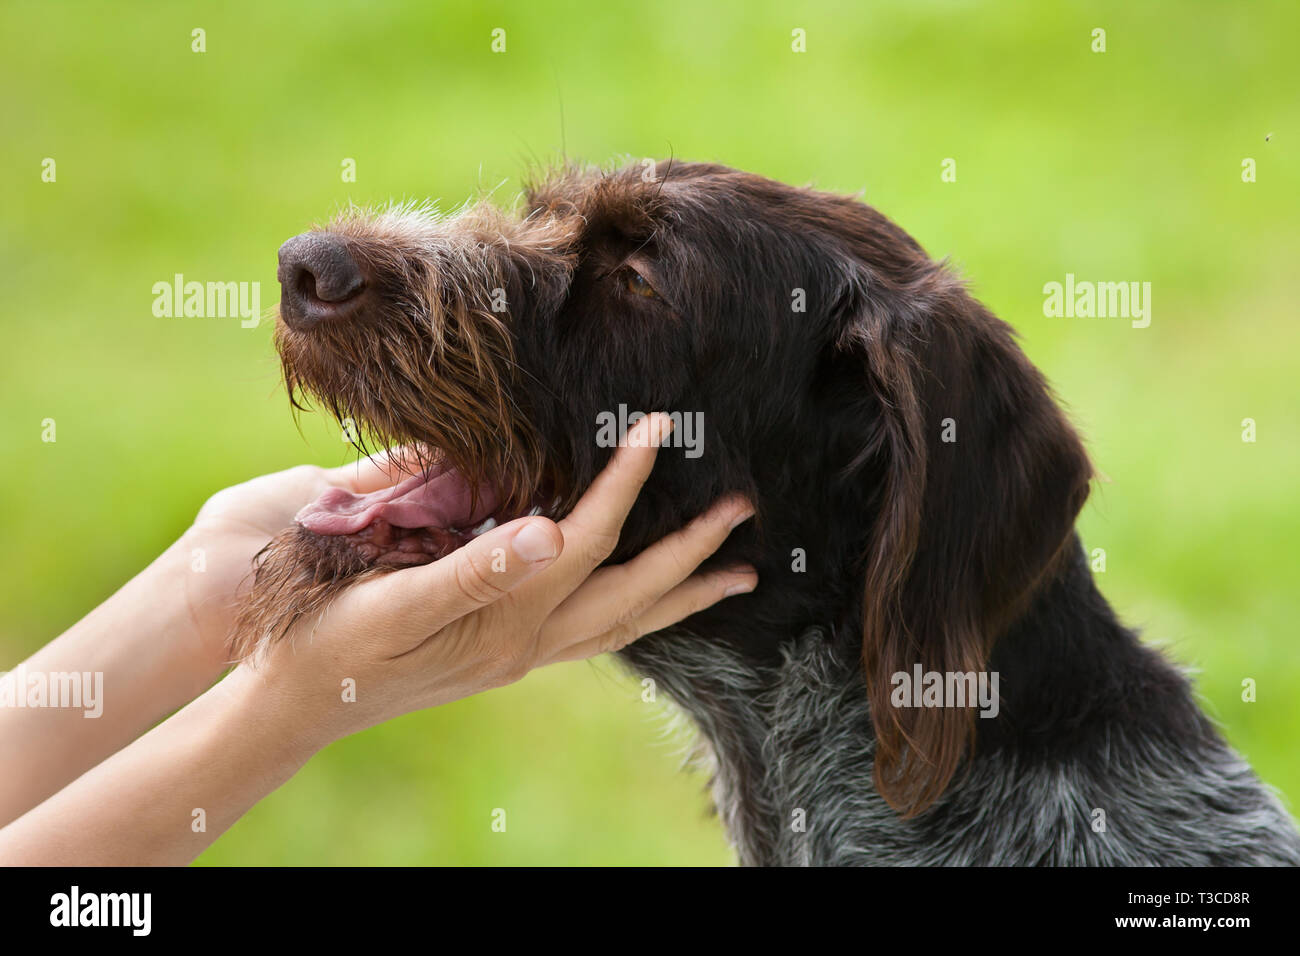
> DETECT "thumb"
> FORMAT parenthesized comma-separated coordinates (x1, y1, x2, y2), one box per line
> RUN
(375, 516, 564, 632)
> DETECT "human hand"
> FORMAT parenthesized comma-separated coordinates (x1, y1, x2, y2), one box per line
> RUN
(0, 451, 432, 827)
(178, 453, 432, 670)
(235, 413, 756, 752)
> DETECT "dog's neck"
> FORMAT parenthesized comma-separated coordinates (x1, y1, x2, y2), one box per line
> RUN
(621, 619, 876, 865)
(616, 538, 1291, 865)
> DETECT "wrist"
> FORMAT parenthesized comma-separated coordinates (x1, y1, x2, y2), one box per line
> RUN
(167, 534, 231, 682)
(171, 525, 244, 679)
(215, 662, 331, 765)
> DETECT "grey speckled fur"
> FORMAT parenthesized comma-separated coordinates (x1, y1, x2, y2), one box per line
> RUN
(624, 627, 1300, 866)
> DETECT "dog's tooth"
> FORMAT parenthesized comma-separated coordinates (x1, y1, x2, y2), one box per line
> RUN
(470, 517, 497, 536)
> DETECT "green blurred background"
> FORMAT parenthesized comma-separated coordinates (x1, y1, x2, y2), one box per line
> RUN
(2, 0, 1296, 864)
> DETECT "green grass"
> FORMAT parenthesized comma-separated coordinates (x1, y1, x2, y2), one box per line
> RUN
(2, 0, 1296, 864)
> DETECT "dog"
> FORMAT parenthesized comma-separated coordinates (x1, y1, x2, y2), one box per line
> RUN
(238, 159, 1300, 865)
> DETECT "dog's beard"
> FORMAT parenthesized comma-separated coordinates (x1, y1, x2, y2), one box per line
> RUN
(229, 306, 554, 660)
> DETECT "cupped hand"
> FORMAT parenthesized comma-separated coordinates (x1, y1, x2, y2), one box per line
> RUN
(235, 413, 756, 750)
(179, 450, 433, 669)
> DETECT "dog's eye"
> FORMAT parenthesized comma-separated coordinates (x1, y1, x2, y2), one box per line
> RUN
(624, 268, 660, 299)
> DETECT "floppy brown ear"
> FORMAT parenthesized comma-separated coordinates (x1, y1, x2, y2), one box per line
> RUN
(835, 258, 1092, 818)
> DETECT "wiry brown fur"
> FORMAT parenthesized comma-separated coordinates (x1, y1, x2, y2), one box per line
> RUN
(278, 202, 565, 496)
(236, 162, 1087, 812)
(233, 199, 580, 657)
(232, 161, 1291, 849)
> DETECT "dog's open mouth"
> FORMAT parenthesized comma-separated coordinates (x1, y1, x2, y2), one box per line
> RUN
(294, 459, 536, 567)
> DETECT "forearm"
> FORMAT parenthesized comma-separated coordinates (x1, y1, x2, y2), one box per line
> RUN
(0, 665, 317, 866)
(0, 536, 229, 825)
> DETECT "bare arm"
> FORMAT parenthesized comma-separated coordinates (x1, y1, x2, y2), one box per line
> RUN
(0, 414, 755, 864)
(0, 455, 413, 826)
(0, 540, 222, 826)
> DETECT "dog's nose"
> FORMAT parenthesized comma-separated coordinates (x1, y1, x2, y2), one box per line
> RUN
(277, 232, 366, 330)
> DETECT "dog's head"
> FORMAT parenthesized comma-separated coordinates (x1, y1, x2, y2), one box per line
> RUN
(242, 160, 1090, 816)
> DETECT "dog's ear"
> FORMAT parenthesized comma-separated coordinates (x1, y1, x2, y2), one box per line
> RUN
(832, 245, 1092, 818)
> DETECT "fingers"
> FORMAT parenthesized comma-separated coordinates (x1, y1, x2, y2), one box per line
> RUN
(361, 516, 564, 638)
(632, 566, 758, 636)
(324, 445, 420, 494)
(535, 494, 753, 660)
(548, 565, 757, 664)
(535, 413, 674, 600)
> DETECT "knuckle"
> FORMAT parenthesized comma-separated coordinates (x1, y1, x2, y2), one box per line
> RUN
(465, 623, 537, 687)
(583, 527, 621, 564)
(468, 633, 516, 682)
(601, 568, 651, 618)
(601, 619, 641, 655)
(482, 651, 517, 685)
(619, 591, 655, 624)
(454, 555, 509, 605)
(491, 646, 532, 686)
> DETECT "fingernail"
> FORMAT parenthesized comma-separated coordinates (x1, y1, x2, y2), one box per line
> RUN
(729, 503, 756, 529)
(512, 522, 558, 563)
(725, 577, 757, 597)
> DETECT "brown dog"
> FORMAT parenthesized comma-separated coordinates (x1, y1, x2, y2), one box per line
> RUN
(237, 161, 1300, 864)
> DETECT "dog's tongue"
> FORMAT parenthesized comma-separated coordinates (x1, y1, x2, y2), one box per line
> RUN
(296, 466, 499, 536)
